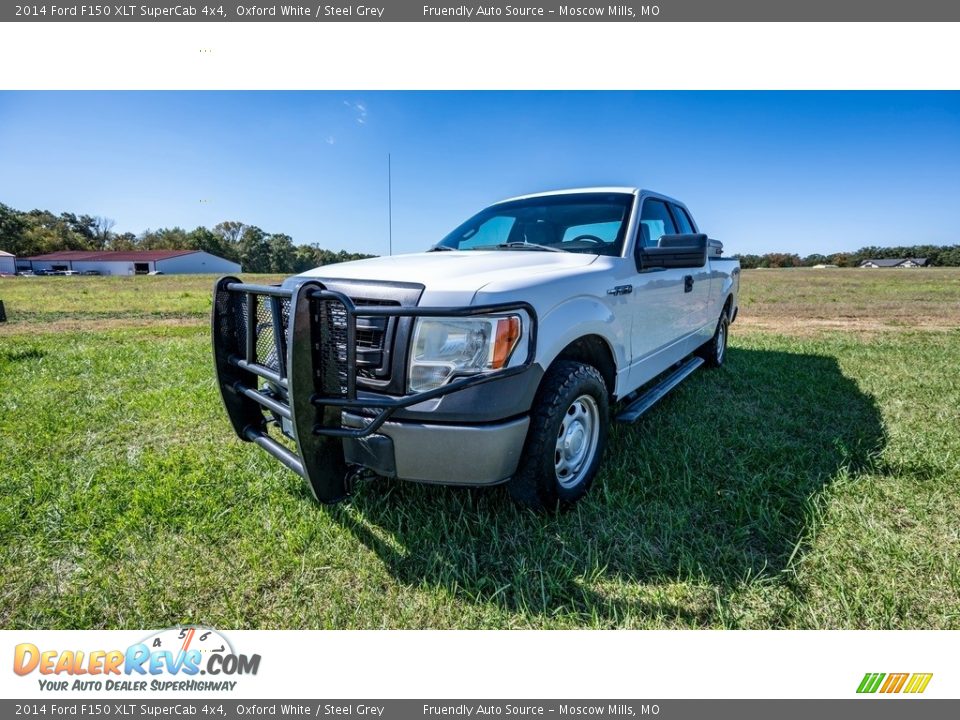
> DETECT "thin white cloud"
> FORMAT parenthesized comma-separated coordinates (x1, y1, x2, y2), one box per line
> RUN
(343, 100, 369, 125)
(325, 135, 336, 145)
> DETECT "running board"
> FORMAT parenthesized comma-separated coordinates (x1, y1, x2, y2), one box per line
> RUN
(615, 356, 704, 423)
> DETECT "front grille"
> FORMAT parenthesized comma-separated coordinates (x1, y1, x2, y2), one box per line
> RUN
(350, 297, 400, 381)
(251, 292, 398, 388)
(356, 328, 381, 348)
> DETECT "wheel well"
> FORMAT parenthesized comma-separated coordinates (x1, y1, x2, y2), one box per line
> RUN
(550, 335, 617, 399)
(722, 294, 733, 317)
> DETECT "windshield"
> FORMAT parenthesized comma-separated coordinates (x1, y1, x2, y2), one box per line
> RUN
(434, 192, 634, 256)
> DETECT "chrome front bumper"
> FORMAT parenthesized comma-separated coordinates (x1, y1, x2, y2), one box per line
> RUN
(342, 412, 530, 486)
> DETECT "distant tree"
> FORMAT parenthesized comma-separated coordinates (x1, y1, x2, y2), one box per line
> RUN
(109, 231, 137, 251)
(238, 226, 271, 273)
(139, 227, 188, 250)
(93, 217, 115, 249)
(0, 202, 27, 255)
(292, 244, 320, 273)
(936, 246, 960, 266)
(763, 253, 802, 268)
(829, 252, 855, 267)
(267, 233, 296, 273)
(185, 226, 238, 262)
(214, 220, 247, 247)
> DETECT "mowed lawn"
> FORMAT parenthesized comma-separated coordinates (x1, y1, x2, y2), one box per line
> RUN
(1, 269, 958, 629)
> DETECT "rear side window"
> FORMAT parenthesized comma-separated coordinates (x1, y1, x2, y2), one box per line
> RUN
(670, 204, 695, 234)
(638, 199, 677, 247)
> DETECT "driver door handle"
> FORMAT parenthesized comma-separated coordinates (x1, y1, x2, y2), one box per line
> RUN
(607, 285, 633, 296)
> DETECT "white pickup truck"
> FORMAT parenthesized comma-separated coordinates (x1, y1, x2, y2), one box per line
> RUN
(212, 188, 740, 509)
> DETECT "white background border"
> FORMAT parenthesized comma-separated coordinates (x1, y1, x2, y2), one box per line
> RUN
(1, 18, 957, 702)
(1, 22, 959, 90)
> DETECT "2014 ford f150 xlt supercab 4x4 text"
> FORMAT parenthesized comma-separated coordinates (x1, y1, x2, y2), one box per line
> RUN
(212, 188, 740, 509)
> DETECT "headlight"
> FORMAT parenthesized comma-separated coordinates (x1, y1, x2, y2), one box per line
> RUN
(408, 315, 522, 392)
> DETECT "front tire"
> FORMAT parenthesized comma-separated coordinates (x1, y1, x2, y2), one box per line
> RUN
(697, 309, 729, 368)
(508, 361, 609, 510)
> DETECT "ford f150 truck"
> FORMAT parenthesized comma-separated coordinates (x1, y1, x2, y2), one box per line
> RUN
(212, 188, 740, 509)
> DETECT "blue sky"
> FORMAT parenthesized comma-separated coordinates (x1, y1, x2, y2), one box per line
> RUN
(1, 91, 958, 256)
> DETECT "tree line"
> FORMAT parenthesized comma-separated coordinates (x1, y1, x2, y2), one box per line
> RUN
(732, 245, 960, 269)
(0, 203, 376, 273)
(5, 202, 960, 272)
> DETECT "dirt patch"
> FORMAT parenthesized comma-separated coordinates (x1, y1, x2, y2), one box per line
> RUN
(0, 316, 206, 336)
(736, 314, 959, 336)
(736, 269, 960, 336)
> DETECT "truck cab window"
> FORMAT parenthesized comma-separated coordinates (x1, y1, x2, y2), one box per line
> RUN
(457, 216, 516, 249)
(670, 204, 696, 234)
(561, 221, 622, 245)
(639, 199, 677, 247)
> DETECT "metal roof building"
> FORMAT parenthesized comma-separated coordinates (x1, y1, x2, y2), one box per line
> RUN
(23, 250, 241, 276)
(0, 250, 15, 275)
(858, 257, 930, 268)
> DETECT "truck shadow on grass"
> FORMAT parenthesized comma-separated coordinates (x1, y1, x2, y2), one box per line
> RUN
(326, 347, 886, 625)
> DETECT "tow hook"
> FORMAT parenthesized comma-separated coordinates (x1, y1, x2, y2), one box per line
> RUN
(343, 465, 372, 495)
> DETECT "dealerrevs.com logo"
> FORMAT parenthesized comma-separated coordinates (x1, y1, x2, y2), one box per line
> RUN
(13, 627, 261, 692)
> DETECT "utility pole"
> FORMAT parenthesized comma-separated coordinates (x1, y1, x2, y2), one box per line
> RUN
(387, 153, 393, 256)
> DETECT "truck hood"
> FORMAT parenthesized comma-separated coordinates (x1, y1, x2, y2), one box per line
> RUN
(296, 251, 600, 296)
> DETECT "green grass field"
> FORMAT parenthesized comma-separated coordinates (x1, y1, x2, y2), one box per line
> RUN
(1, 269, 958, 629)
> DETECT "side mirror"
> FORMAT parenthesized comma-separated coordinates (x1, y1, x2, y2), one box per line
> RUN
(637, 233, 707, 270)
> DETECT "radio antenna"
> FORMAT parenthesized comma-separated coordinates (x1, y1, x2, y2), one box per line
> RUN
(387, 153, 393, 256)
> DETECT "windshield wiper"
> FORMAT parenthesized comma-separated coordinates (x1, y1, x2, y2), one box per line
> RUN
(495, 242, 566, 253)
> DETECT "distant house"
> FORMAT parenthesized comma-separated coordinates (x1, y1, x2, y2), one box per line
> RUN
(859, 258, 930, 268)
(812, 263, 839, 269)
(0, 250, 15, 275)
(23, 250, 241, 276)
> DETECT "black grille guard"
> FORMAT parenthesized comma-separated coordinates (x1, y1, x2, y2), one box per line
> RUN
(212, 276, 537, 502)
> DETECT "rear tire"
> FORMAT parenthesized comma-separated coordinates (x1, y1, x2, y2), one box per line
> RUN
(508, 361, 609, 511)
(697, 309, 729, 368)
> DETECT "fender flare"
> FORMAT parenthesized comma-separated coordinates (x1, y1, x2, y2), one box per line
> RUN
(533, 296, 627, 396)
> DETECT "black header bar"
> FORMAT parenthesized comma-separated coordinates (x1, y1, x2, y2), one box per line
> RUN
(6, 0, 960, 22)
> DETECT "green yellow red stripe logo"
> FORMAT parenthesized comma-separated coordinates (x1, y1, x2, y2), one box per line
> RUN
(857, 673, 933, 694)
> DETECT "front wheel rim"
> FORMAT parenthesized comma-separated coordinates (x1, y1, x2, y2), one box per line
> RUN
(554, 394, 600, 489)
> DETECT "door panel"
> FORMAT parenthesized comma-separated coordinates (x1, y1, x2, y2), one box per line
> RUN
(684, 264, 712, 333)
(668, 202, 711, 332)
(629, 268, 690, 362)
(623, 196, 710, 392)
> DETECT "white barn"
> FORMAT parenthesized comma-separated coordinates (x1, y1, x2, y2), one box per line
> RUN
(0, 250, 15, 275)
(24, 250, 241, 276)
